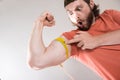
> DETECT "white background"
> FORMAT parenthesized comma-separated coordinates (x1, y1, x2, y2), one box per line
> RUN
(0, 0, 120, 80)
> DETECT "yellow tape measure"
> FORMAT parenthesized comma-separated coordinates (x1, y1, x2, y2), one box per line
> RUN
(55, 37, 69, 59)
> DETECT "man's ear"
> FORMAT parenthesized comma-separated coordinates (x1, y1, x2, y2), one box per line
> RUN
(89, 0, 94, 9)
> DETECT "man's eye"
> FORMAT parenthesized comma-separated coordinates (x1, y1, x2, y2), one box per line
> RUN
(76, 8, 82, 11)
(67, 11, 73, 15)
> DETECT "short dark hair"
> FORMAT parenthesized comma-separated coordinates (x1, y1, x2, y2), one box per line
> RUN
(64, 0, 100, 17)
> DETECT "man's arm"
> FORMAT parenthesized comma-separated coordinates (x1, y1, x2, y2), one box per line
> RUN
(67, 30, 120, 50)
(95, 29, 120, 46)
(28, 12, 71, 70)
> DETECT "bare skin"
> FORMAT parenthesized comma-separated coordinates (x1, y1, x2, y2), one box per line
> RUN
(28, 12, 71, 69)
(28, 0, 120, 70)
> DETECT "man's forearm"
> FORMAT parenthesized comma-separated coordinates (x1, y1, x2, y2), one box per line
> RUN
(96, 29, 120, 47)
(28, 22, 47, 69)
(29, 24, 45, 55)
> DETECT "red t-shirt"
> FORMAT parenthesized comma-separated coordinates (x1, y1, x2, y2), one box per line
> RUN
(63, 10, 120, 80)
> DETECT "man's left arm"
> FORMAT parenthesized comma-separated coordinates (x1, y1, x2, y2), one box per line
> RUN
(94, 29, 120, 47)
(67, 29, 120, 50)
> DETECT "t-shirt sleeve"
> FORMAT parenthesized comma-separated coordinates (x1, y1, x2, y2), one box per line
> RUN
(111, 10, 120, 25)
(105, 10, 120, 25)
(62, 30, 79, 56)
(62, 30, 76, 40)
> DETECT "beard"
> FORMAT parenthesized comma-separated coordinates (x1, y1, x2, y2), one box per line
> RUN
(77, 11, 94, 31)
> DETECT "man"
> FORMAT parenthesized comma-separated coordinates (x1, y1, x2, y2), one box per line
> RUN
(28, 0, 120, 79)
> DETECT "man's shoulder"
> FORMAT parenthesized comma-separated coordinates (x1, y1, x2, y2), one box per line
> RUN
(101, 9, 119, 15)
(62, 29, 79, 40)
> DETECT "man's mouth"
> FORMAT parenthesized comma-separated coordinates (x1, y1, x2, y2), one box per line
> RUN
(77, 21, 84, 28)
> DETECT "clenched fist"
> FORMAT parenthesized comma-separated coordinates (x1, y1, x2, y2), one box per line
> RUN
(34, 12, 55, 27)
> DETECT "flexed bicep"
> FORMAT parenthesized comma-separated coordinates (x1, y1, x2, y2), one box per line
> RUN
(29, 36, 71, 70)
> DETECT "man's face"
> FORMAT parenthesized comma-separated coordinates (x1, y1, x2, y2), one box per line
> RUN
(65, 0, 94, 31)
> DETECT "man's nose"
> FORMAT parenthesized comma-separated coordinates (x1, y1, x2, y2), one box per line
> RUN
(71, 12, 80, 20)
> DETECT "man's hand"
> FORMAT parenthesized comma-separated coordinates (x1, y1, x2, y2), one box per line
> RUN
(34, 12, 55, 27)
(67, 31, 98, 50)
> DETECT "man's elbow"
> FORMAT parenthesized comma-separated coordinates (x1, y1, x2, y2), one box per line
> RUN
(28, 59, 45, 70)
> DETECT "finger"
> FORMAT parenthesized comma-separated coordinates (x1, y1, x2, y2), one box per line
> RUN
(76, 31, 87, 34)
(39, 12, 52, 21)
(81, 46, 86, 50)
(74, 35, 80, 38)
(67, 38, 80, 44)
(45, 20, 55, 27)
(49, 20, 55, 25)
(77, 41, 84, 47)
(46, 13, 54, 22)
